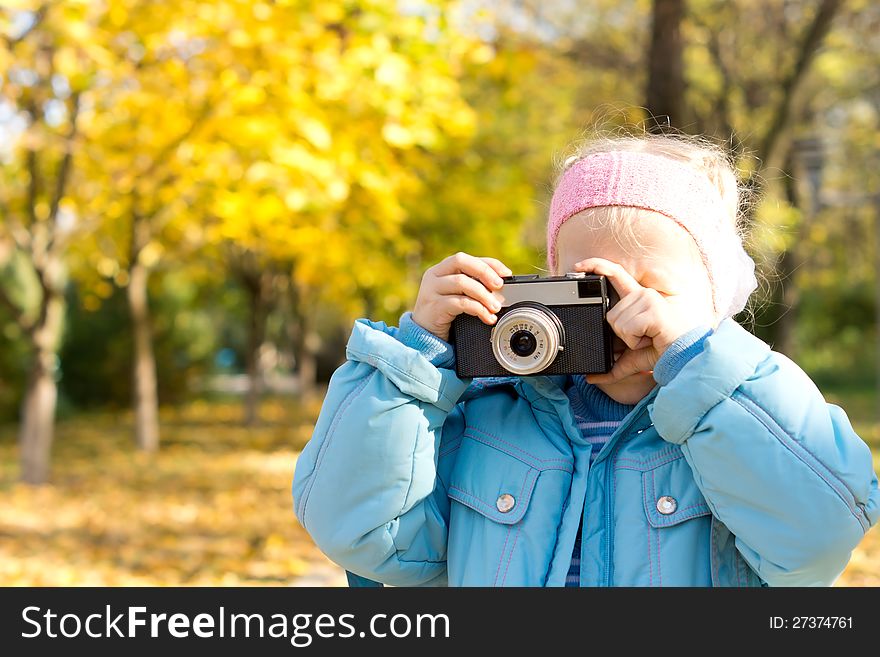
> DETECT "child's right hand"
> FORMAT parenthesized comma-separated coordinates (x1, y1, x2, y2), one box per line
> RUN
(411, 252, 512, 342)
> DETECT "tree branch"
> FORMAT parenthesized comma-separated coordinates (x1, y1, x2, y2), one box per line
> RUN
(25, 141, 39, 228)
(705, 28, 735, 139)
(754, 0, 844, 176)
(45, 91, 81, 258)
(136, 97, 216, 182)
(48, 96, 80, 222)
(125, 95, 218, 246)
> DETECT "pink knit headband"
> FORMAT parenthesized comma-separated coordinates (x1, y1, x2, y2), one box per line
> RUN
(547, 150, 757, 319)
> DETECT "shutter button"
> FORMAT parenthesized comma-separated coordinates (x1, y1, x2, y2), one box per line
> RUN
(656, 496, 677, 515)
(496, 494, 516, 513)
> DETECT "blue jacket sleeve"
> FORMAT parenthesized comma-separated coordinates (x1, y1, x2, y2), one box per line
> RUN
(291, 316, 470, 586)
(648, 318, 880, 586)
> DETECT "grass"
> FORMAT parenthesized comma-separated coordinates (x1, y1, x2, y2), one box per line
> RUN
(0, 385, 877, 586)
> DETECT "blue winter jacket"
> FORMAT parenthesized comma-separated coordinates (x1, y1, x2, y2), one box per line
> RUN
(292, 316, 880, 586)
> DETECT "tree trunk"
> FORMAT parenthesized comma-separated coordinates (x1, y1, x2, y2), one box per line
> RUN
(644, 0, 686, 131)
(10, 26, 80, 484)
(772, 141, 824, 356)
(289, 281, 318, 399)
(753, 0, 843, 177)
(19, 292, 63, 485)
(128, 257, 160, 452)
(297, 327, 319, 400)
(771, 164, 805, 358)
(244, 272, 271, 426)
(771, 247, 800, 357)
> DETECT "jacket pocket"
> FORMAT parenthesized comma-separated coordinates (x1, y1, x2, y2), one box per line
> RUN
(446, 433, 572, 585)
(447, 436, 541, 525)
(640, 454, 713, 586)
(642, 455, 711, 527)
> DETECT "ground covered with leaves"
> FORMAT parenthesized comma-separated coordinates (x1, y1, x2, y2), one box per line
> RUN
(1, 389, 878, 586)
(0, 396, 346, 586)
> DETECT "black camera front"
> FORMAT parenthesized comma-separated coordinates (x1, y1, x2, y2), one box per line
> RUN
(449, 272, 616, 378)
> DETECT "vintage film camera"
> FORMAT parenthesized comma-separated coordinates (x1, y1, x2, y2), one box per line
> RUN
(449, 272, 618, 378)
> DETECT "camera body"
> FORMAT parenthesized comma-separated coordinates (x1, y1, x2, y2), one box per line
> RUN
(449, 272, 618, 378)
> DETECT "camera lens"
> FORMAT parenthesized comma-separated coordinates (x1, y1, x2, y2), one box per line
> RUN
(490, 303, 563, 375)
(509, 330, 537, 357)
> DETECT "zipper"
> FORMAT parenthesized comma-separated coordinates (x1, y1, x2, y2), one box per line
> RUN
(592, 389, 658, 587)
(521, 377, 658, 586)
(591, 387, 658, 466)
(602, 444, 617, 586)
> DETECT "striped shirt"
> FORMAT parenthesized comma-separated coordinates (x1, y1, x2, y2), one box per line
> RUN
(564, 375, 635, 586)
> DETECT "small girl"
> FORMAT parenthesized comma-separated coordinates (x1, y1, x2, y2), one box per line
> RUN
(292, 134, 879, 586)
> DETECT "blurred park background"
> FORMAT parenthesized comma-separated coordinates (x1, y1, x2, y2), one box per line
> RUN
(1, 0, 878, 586)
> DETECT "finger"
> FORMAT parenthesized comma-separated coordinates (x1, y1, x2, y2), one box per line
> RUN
(587, 347, 656, 383)
(573, 257, 642, 299)
(605, 287, 648, 325)
(615, 323, 656, 352)
(617, 304, 669, 346)
(435, 273, 505, 314)
(439, 294, 498, 325)
(606, 303, 652, 352)
(612, 330, 647, 353)
(607, 292, 667, 351)
(632, 336, 653, 350)
(435, 252, 506, 290)
(478, 257, 514, 279)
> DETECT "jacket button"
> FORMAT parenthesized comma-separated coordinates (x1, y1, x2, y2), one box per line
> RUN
(656, 496, 677, 515)
(496, 494, 516, 513)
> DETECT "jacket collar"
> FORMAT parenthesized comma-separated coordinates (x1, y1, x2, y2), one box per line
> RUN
(462, 373, 660, 412)
(459, 374, 569, 402)
(517, 375, 660, 441)
(461, 373, 660, 450)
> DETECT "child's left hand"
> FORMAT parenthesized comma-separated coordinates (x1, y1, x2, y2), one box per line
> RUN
(572, 257, 713, 384)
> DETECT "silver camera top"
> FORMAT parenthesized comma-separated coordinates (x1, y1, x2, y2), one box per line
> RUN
(497, 272, 608, 309)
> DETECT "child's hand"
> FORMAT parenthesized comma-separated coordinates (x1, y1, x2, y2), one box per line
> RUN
(411, 252, 512, 342)
(573, 257, 713, 384)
